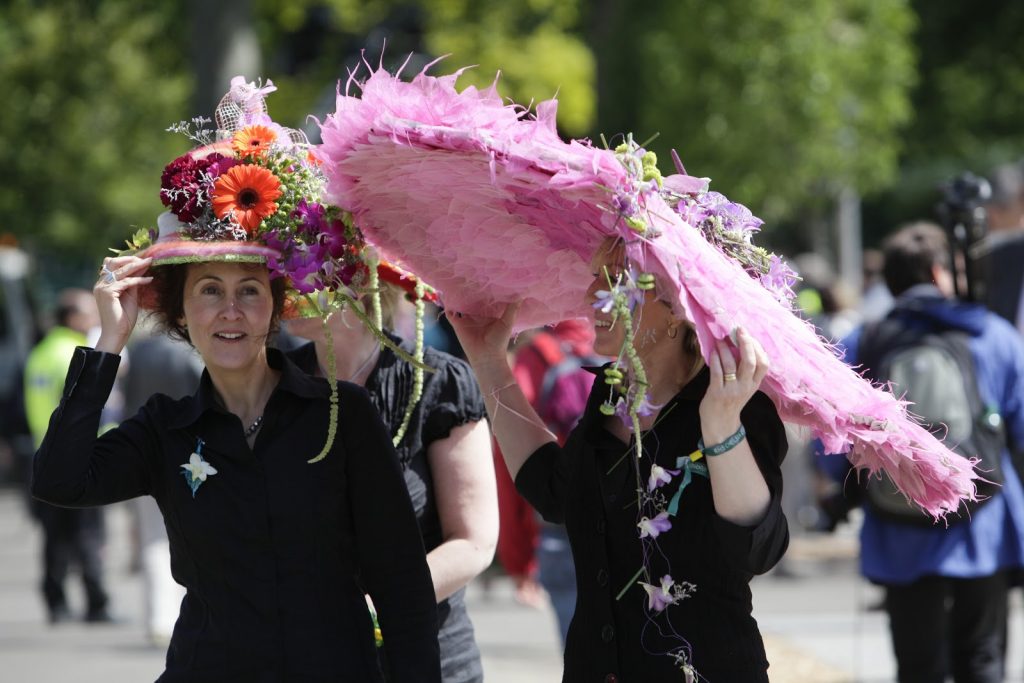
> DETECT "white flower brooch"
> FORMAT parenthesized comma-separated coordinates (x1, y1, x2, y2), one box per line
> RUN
(181, 439, 217, 498)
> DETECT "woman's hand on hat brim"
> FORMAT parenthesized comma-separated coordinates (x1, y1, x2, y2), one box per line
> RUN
(93, 255, 153, 355)
(445, 301, 521, 374)
(699, 326, 770, 443)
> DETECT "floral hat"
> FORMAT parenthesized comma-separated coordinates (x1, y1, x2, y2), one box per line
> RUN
(120, 76, 436, 458)
(119, 76, 373, 313)
(316, 59, 978, 515)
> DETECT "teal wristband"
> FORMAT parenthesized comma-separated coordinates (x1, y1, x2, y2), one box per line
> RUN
(698, 424, 747, 457)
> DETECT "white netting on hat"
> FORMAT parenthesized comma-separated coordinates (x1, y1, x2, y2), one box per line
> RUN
(214, 76, 309, 147)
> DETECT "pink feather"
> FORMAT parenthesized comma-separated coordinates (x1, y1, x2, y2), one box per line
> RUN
(317, 61, 977, 518)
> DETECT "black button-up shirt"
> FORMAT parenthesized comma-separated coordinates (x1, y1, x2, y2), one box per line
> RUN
(33, 347, 440, 682)
(516, 366, 789, 682)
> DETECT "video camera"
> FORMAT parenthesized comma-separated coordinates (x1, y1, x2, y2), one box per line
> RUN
(936, 172, 991, 303)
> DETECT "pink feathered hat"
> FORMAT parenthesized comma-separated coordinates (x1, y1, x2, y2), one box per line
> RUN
(315, 57, 979, 518)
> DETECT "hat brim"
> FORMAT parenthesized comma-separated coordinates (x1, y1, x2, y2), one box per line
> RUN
(136, 239, 283, 311)
(317, 64, 979, 519)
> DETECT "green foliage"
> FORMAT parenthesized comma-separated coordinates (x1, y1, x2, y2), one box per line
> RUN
(423, 1, 595, 135)
(862, 0, 1024, 244)
(0, 0, 190, 258)
(597, 0, 916, 226)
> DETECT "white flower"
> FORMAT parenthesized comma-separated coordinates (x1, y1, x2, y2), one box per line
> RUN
(639, 575, 679, 612)
(637, 511, 672, 539)
(181, 452, 218, 482)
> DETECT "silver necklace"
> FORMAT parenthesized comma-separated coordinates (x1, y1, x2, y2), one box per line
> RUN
(243, 415, 263, 438)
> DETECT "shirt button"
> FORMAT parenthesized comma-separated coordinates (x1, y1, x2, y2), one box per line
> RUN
(604, 673, 618, 683)
(601, 624, 615, 643)
(608, 492, 617, 503)
(596, 518, 606, 535)
(597, 569, 609, 587)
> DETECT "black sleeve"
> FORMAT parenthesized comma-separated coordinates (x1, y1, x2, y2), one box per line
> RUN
(513, 426, 582, 524)
(422, 354, 488, 446)
(341, 383, 441, 683)
(711, 390, 790, 574)
(32, 347, 155, 507)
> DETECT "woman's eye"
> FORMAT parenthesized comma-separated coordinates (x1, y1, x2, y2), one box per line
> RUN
(201, 285, 220, 296)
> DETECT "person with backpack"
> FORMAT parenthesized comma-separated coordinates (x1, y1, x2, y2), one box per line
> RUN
(824, 221, 1024, 683)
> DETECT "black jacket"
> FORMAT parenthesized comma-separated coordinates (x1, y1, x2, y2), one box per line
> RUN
(515, 366, 788, 682)
(32, 347, 441, 682)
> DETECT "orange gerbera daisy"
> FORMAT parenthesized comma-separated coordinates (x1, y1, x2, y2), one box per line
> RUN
(211, 164, 282, 233)
(232, 125, 277, 159)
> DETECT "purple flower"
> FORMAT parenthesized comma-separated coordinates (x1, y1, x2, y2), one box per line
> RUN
(677, 191, 764, 236)
(614, 391, 659, 430)
(322, 216, 352, 260)
(637, 511, 672, 539)
(293, 199, 326, 235)
(760, 255, 799, 303)
(639, 575, 679, 612)
(648, 464, 680, 493)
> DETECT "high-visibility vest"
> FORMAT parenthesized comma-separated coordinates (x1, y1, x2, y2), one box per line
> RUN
(24, 326, 86, 447)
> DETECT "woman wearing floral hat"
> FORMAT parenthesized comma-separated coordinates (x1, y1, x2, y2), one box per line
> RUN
(30, 78, 441, 683)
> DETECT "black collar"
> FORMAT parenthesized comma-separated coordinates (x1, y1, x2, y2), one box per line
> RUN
(167, 347, 328, 430)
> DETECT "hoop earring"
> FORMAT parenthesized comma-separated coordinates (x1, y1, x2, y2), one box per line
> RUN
(667, 325, 679, 339)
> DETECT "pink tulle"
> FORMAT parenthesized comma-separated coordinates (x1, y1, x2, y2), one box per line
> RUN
(317, 60, 977, 518)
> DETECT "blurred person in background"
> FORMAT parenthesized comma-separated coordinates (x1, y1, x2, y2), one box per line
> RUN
(983, 159, 1024, 331)
(24, 288, 112, 624)
(121, 319, 201, 645)
(494, 319, 600, 645)
(859, 248, 894, 323)
(822, 221, 1024, 683)
(287, 277, 497, 683)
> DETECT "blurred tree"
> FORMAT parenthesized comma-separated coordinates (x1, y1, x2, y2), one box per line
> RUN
(254, 0, 594, 136)
(0, 0, 190, 257)
(861, 0, 1024, 246)
(587, 0, 916, 236)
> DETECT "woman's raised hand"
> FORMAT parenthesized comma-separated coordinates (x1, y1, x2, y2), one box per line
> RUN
(445, 301, 521, 372)
(92, 255, 153, 355)
(699, 326, 770, 443)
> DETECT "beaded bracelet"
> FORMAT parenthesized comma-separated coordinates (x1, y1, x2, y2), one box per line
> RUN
(697, 424, 747, 457)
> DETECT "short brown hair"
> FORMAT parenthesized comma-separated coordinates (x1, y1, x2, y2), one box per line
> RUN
(147, 262, 286, 345)
(882, 221, 951, 297)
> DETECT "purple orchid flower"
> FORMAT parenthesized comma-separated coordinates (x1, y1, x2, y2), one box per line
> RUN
(637, 511, 672, 539)
(293, 199, 326, 235)
(648, 464, 681, 493)
(614, 391, 659, 430)
(639, 575, 679, 613)
(760, 255, 799, 303)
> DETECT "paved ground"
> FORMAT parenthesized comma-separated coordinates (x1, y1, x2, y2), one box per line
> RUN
(1, 490, 1022, 682)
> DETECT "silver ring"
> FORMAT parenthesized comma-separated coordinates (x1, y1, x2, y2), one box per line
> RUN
(101, 265, 117, 284)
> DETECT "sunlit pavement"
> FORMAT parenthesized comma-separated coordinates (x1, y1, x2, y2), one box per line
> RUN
(1, 489, 1022, 682)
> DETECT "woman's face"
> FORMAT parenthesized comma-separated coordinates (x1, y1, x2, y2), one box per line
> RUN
(180, 262, 274, 374)
(584, 244, 677, 358)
